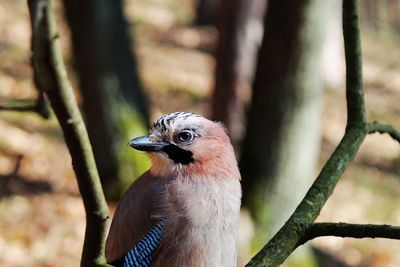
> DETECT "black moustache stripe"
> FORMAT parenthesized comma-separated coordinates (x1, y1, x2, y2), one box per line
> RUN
(162, 144, 194, 165)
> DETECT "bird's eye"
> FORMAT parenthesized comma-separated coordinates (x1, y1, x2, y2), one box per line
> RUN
(177, 131, 195, 142)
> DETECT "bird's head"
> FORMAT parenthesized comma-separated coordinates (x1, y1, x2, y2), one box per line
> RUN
(129, 112, 239, 178)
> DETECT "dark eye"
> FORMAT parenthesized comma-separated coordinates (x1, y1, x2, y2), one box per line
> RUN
(178, 131, 195, 142)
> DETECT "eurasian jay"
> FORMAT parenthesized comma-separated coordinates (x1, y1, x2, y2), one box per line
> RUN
(105, 112, 242, 267)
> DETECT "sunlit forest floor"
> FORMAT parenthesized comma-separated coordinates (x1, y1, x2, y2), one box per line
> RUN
(0, 1, 399, 266)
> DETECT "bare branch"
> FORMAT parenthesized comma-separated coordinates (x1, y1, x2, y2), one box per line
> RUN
(299, 222, 400, 245)
(367, 121, 400, 144)
(0, 92, 50, 119)
(0, 103, 37, 112)
(27, 0, 110, 266)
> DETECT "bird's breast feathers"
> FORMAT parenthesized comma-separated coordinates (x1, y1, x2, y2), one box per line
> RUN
(152, 175, 241, 267)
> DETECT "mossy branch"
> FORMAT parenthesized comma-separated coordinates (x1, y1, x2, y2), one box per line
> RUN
(299, 222, 400, 245)
(343, 0, 366, 126)
(245, 130, 367, 267)
(245, 0, 369, 265)
(27, 0, 111, 266)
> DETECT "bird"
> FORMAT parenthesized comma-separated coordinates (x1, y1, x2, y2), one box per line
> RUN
(105, 112, 242, 267)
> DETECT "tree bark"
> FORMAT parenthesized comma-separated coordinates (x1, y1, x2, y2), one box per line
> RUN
(27, 0, 110, 265)
(194, 0, 220, 25)
(240, 0, 329, 244)
(62, 0, 150, 200)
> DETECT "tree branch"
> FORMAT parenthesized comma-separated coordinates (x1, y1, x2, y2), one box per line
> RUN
(343, 0, 366, 126)
(245, 1, 368, 265)
(0, 92, 50, 119)
(0, 103, 37, 112)
(245, 131, 367, 267)
(299, 222, 400, 245)
(27, 0, 110, 266)
(367, 121, 400, 144)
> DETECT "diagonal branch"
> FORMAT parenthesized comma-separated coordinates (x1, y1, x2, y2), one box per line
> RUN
(245, 0, 367, 265)
(367, 121, 400, 144)
(27, 0, 110, 266)
(299, 222, 400, 245)
(245, 131, 367, 267)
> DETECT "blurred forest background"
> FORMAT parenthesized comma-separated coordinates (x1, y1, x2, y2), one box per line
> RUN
(0, 0, 400, 266)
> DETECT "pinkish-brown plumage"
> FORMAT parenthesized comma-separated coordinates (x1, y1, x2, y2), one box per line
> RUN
(105, 112, 241, 267)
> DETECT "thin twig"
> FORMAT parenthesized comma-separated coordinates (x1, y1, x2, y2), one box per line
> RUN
(27, 0, 110, 266)
(367, 121, 400, 144)
(299, 222, 400, 245)
(0, 93, 50, 119)
(0, 104, 38, 112)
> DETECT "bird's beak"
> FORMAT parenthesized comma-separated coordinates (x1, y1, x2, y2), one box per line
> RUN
(128, 136, 168, 152)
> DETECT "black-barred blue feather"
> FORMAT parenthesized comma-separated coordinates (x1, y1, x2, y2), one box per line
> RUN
(123, 220, 165, 267)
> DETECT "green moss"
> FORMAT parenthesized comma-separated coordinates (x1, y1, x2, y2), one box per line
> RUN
(247, 192, 274, 254)
(285, 246, 318, 267)
(113, 106, 151, 197)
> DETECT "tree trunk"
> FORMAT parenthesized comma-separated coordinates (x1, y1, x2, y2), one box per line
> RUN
(240, 0, 329, 247)
(63, 0, 150, 200)
(194, 0, 220, 26)
(212, 0, 266, 147)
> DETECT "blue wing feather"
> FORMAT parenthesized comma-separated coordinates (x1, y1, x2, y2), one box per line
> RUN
(123, 220, 165, 267)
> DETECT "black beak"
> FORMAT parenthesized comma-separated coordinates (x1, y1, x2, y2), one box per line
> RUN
(128, 136, 168, 152)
